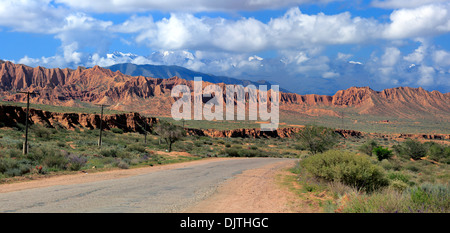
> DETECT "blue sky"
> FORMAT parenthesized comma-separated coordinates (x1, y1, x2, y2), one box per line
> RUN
(0, 0, 449, 95)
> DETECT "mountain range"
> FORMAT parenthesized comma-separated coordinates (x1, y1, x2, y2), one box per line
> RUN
(0, 60, 449, 123)
(104, 62, 291, 93)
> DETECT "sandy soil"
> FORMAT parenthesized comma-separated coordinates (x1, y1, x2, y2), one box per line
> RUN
(184, 159, 320, 213)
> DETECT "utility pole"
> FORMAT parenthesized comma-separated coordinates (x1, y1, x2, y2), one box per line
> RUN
(18, 91, 39, 155)
(96, 104, 110, 147)
(144, 121, 147, 144)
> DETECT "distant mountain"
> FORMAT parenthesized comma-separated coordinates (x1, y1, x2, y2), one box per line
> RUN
(0, 61, 449, 122)
(104, 63, 292, 93)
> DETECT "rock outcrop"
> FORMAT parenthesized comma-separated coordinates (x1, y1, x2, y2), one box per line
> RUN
(2, 105, 449, 140)
(1, 61, 449, 120)
(0, 105, 158, 133)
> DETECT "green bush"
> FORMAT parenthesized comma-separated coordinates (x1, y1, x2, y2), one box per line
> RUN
(100, 148, 119, 157)
(396, 139, 427, 160)
(224, 148, 242, 157)
(0, 158, 33, 177)
(43, 153, 68, 170)
(111, 128, 124, 134)
(373, 146, 393, 161)
(300, 150, 389, 192)
(32, 125, 53, 140)
(358, 139, 378, 156)
(390, 180, 409, 192)
(126, 143, 147, 153)
(407, 183, 450, 212)
(296, 125, 339, 154)
(26, 145, 60, 163)
(427, 143, 450, 163)
(387, 171, 414, 186)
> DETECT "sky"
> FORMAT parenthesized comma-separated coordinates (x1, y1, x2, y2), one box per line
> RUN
(0, 0, 449, 95)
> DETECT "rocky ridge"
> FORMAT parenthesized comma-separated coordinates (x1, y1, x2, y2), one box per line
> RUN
(0, 61, 449, 120)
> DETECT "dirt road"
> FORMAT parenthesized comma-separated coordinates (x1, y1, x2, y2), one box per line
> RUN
(0, 157, 301, 213)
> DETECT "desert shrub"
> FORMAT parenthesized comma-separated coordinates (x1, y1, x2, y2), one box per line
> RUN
(117, 160, 129, 169)
(358, 139, 378, 156)
(427, 143, 450, 163)
(339, 189, 409, 213)
(300, 150, 389, 192)
(126, 143, 147, 153)
(0, 159, 33, 177)
(404, 162, 421, 173)
(380, 159, 394, 170)
(57, 141, 67, 148)
(111, 128, 124, 134)
(387, 171, 414, 186)
(373, 146, 393, 161)
(32, 125, 53, 140)
(296, 125, 339, 154)
(294, 144, 307, 150)
(397, 139, 427, 160)
(407, 183, 450, 212)
(390, 180, 409, 192)
(43, 152, 68, 170)
(100, 148, 118, 157)
(194, 141, 203, 147)
(224, 148, 242, 157)
(26, 145, 60, 164)
(66, 153, 87, 171)
(6, 148, 22, 158)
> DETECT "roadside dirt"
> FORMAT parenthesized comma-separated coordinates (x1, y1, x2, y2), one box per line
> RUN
(184, 159, 321, 213)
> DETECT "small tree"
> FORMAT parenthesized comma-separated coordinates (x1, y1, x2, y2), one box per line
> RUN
(394, 139, 427, 160)
(154, 121, 185, 152)
(372, 146, 393, 161)
(296, 125, 339, 155)
(358, 139, 378, 156)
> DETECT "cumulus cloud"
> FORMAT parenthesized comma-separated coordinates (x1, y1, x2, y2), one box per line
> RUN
(432, 49, 450, 67)
(0, 0, 67, 33)
(54, 0, 337, 13)
(403, 42, 427, 64)
(382, 3, 450, 39)
(371, 0, 449, 9)
(381, 47, 401, 66)
(2, 1, 450, 94)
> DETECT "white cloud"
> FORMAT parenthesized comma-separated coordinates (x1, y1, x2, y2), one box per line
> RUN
(54, 0, 337, 13)
(0, 0, 67, 33)
(371, 0, 448, 9)
(268, 8, 382, 47)
(337, 52, 353, 61)
(381, 47, 401, 67)
(322, 71, 339, 79)
(417, 65, 436, 86)
(349, 61, 363, 65)
(403, 41, 427, 64)
(3, 1, 450, 94)
(382, 3, 450, 39)
(432, 49, 450, 67)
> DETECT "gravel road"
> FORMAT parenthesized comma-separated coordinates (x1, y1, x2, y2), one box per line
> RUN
(0, 158, 293, 213)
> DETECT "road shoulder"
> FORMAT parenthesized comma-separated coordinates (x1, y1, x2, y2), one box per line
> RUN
(183, 159, 321, 213)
